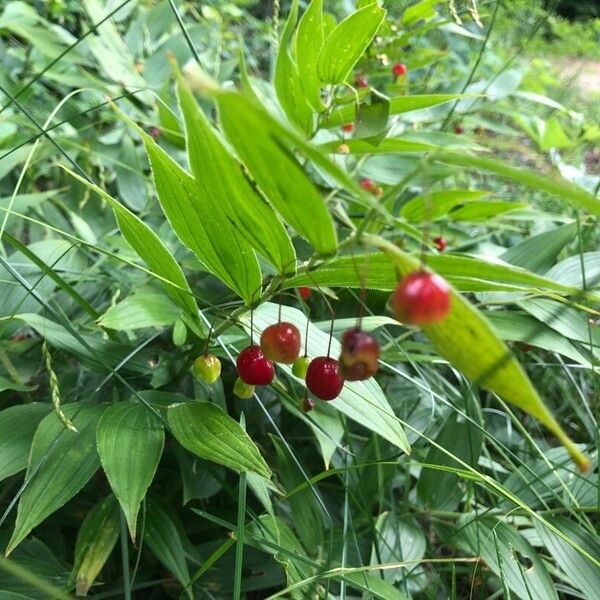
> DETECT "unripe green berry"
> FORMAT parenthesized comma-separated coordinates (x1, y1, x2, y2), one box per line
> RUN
(192, 354, 221, 384)
(292, 356, 311, 379)
(233, 376, 255, 399)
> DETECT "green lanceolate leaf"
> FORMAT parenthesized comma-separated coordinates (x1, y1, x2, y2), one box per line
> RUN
(545, 250, 600, 289)
(319, 136, 439, 155)
(274, 0, 314, 134)
(12, 313, 151, 374)
(500, 223, 578, 273)
(416, 394, 482, 511)
(371, 514, 426, 579)
(175, 73, 296, 274)
(283, 252, 582, 296)
(249, 303, 410, 454)
(535, 517, 600, 600)
(145, 500, 192, 600)
(317, 3, 385, 84)
(322, 94, 465, 128)
(216, 92, 338, 256)
(62, 167, 204, 336)
(518, 298, 600, 347)
(115, 133, 146, 212)
(375, 237, 588, 470)
(6, 402, 107, 555)
(98, 293, 182, 331)
(0, 404, 51, 483)
(139, 128, 262, 304)
(400, 190, 490, 222)
(158, 84, 186, 148)
(97, 402, 164, 539)
(454, 516, 558, 600)
(487, 311, 597, 370)
(71, 495, 120, 596)
(168, 401, 272, 478)
(226, 84, 367, 201)
(272, 437, 323, 550)
(355, 90, 391, 141)
(295, 0, 325, 111)
(433, 151, 600, 216)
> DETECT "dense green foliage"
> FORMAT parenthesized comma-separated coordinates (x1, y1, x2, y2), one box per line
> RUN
(553, 0, 600, 21)
(0, 1, 598, 598)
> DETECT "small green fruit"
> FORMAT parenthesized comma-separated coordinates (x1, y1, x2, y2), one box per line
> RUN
(292, 356, 311, 379)
(192, 354, 221, 384)
(234, 377, 255, 399)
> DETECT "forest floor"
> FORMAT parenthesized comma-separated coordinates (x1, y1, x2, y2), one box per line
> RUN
(558, 57, 600, 94)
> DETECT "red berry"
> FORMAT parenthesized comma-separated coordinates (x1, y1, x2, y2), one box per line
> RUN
(392, 63, 407, 77)
(342, 123, 354, 133)
(306, 357, 344, 401)
(150, 127, 161, 140)
(356, 75, 369, 89)
(433, 236, 447, 251)
(454, 124, 464, 134)
(360, 178, 376, 192)
(237, 345, 274, 385)
(260, 322, 301, 364)
(392, 271, 451, 325)
(299, 287, 312, 300)
(339, 328, 379, 381)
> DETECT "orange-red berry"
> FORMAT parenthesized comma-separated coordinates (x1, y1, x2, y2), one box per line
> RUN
(433, 237, 447, 251)
(392, 63, 407, 77)
(392, 271, 451, 325)
(260, 322, 301, 364)
(356, 75, 369, 89)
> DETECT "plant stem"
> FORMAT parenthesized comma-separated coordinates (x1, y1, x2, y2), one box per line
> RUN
(233, 471, 247, 600)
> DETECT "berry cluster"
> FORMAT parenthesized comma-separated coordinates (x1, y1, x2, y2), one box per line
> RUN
(192, 272, 451, 404)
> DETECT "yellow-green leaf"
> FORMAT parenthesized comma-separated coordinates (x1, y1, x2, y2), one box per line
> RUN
(175, 73, 296, 273)
(295, 0, 325, 111)
(317, 3, 385, 84)
(140, 129, 262, 304)
(274, 0, 314, 134)
(216, 92, 337, 256)
(71, 495, 120, 596)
